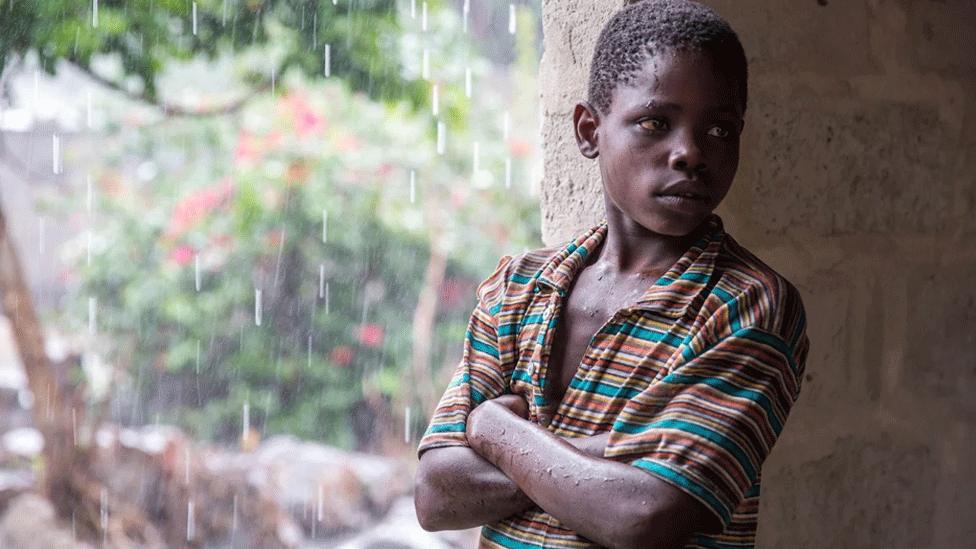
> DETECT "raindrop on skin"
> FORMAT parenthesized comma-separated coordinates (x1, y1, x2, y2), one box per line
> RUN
(436, 122, 446, 155)
(509, 4, 517, 34)
(324, 45, 331, 77)
(254, 289, 262, 326)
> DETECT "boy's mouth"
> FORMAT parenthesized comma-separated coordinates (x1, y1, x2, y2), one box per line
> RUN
(655, 180, 710, 202)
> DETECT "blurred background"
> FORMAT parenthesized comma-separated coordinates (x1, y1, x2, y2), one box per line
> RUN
(0, 1, 543, 547)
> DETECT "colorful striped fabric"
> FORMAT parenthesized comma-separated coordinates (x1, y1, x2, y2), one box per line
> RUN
(418, 214, 809, 548)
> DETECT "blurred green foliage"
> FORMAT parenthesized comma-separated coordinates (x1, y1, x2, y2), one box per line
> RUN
(39, 3, 544, 450)
(0, 0, 427, 106)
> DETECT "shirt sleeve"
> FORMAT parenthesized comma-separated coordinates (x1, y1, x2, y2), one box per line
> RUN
(416, 254, 515, 458)
(604, 284, 810, 530)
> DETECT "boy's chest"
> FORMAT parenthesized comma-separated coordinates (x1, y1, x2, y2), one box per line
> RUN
(540, 269, 661, 412)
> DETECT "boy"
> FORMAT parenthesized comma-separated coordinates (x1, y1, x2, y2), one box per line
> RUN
(414, 1, 809, 547)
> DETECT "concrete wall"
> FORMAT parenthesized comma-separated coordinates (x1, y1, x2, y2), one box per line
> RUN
(539, 1, 975, 547)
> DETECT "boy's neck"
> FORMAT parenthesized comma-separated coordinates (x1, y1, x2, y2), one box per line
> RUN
(594, 205, 711, 278)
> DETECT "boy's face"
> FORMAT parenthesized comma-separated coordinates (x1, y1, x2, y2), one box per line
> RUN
(574, 49, 745, 237)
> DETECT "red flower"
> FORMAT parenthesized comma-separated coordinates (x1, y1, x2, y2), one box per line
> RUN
(508, 137, 533, 158)
(164, 179, 235, 239)
(357, 323, 384, 348)
(169, 245, 195, 266)
(330, 345, 355, 367)
(234, 130, 260, 166)
(282, 92, 327, 137)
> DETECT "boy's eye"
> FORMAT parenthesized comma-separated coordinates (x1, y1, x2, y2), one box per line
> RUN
(708, 125, 733, 138)
(638, 118, 668, 131)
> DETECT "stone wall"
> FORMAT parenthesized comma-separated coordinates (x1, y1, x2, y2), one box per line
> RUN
(539, 1, 975, 546)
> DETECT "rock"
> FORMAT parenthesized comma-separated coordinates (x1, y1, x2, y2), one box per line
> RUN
(331, 496, 481, 549)
(0, 493, 93, 549)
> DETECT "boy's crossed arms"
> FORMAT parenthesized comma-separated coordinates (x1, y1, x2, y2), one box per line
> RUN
(415, 393, 721, 549)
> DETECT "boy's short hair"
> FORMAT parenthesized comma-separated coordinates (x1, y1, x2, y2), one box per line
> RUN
(587, 0, 748, 116)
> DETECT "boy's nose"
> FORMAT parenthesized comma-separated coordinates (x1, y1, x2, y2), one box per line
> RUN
(668, 135, 707, 173)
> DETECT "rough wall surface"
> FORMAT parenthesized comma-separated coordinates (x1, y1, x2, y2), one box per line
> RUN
(540, 1, 975, 547)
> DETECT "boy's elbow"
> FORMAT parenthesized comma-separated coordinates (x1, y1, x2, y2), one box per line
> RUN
(413, 452, 450, 531)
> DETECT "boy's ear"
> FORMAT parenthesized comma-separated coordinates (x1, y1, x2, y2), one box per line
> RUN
(573, 101, 600, 159)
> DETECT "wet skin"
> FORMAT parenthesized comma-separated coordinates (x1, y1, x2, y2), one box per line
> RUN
(416, 49, 744, 547)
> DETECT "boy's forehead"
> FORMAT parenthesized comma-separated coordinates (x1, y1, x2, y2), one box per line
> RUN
(610, 50, 743, 115)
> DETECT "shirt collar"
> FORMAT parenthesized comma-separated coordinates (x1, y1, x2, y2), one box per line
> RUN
(536, 214, 725, 318)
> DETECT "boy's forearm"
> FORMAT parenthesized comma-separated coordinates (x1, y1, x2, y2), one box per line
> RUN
(467, 401, 693, 549)
(415, 445, 535, 530)
(414, 433, 609, 531)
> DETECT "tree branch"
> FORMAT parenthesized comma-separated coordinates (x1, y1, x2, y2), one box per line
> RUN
(76, 63, 272, 118)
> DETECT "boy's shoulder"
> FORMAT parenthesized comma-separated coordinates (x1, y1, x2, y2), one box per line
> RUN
(712, 231, 807, 342)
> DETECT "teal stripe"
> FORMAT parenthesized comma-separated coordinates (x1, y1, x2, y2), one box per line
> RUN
(664, 373, 783, 435)
(467, 330, 499, 359)
(569, 377, 642, 399)
(616, 419, 756, 480)
(489, 302, 503, 316)
(509, 273, 532, 284)
(497, 322, 519, 336)
(692, 535, 749, 548)
(656, 276, 674, 285)
(511, 369, 533, 385)
(680, 270, 711, 283)
(632, 458, 731, 525)
(482, 527, 541, 549)
(471, 386, 486, 405)
(448, 372, 470, 388)
(521, 313, 544, 325)
(605, 321, 680, 347)
(739, 328, 798, 375)
(428, 423, 465, 434)
(712, 286, 741, 331)
(678, 327, 797, 378)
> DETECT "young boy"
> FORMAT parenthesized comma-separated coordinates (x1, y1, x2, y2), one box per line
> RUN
(414, 1, 809, 547)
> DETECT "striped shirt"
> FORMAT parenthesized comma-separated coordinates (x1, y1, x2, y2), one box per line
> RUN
(418, 214, 809, 548)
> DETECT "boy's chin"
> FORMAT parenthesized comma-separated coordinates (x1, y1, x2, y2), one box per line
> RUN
(630, 210, 713, 238)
